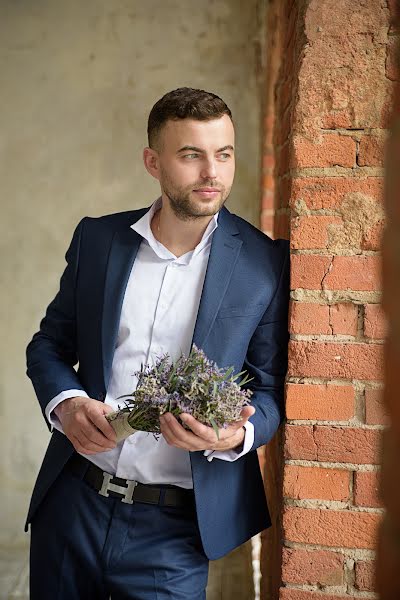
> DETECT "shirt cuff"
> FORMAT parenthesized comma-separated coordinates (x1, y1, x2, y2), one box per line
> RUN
(45, 389, 89, 432)
(203, 420, 254, 463)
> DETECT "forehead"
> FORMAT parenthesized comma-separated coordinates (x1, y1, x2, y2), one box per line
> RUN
(160, 115, 235, 151)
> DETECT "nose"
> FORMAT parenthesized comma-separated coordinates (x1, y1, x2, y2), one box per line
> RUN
(200, 159, 217, 180)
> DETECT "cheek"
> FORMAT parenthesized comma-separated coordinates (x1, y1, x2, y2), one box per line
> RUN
(167, 163, 199, 184)
(222, 165, 235, 187)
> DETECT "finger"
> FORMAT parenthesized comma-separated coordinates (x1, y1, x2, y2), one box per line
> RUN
(240, 406, 255, 419)
(160, 418, 186, 448)
(89, 407, 117, 442)
(70, 433, 111, 455)
(82, 423, 116, 449)
(221, 406, 256, 435)
(159, 420, 175, 446)
(179, 414, 218, 444)
(162, 413, 199, 443)
(72, 414, 116, 449)
(160, 415, 188, 446)
(160, 415, 205, 450)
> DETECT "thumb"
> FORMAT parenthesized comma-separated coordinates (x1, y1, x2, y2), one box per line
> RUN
(240, 406, 255, 420)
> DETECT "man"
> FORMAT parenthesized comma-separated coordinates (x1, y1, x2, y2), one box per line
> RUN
(26, 87, 289, 599)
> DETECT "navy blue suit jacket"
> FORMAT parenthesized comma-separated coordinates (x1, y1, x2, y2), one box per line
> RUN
(26, 204, 289, 560)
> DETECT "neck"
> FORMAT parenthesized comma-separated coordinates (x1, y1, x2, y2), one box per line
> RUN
(151, 199, 215, 257)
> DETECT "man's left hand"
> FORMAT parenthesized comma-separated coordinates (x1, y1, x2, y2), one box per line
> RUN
(159, 406, 255, 452)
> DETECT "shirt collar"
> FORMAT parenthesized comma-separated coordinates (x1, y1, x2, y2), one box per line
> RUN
(131, 197, 219, 265)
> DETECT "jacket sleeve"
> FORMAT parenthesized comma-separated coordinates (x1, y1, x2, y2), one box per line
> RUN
(26, 218, 87, 428)
(244, 239, 290, 450)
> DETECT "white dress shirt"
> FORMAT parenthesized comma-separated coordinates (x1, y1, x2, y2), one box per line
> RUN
(46, 198, 254, 488)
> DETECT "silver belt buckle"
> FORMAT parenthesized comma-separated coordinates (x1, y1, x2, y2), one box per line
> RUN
(98, 472, 137, 504)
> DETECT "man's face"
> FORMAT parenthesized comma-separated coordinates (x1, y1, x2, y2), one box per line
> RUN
(153, 115, 235, 220)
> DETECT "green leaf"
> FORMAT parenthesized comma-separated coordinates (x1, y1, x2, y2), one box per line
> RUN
(209, 415, 220, 440)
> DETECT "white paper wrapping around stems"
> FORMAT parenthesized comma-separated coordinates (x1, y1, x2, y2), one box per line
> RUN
(106, 410, 137, 443)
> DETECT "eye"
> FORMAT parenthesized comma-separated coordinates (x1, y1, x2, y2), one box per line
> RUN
(183, 153, 200, 159)
(218, 153, 231, 160)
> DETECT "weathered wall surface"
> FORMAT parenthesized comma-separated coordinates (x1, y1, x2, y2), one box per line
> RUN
(0, 0, 263, 561)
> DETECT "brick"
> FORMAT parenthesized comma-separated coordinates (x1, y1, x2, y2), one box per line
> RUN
(288, 340, 384, 381)
(280, 590, 363, 600)
(329, 304, 358, 336)
(365, 388, 389, 426)
(284, 465, 350, 501)
(354, 471, 382, 508)
(286, 383, 355, 421)
(289, 302, 330, 335)
(291, 255, 333, 290)
(285, 424, 381, 464)
(282, 547, 344, 586)
(361, 219, 385, 251)
(292, 134, 356, 168)
(323, 255, 382, 292)
(364, 303, 388, 339)
(290, 177, 383, 210)
(291, 215, 342, 250)
(355, 560, 376, 591)
(358, 135, 386, 167)
(283, 506, 381, 549)
(291, 255, 382, 292)
(315, 426, 381, 464)
(284, 425, 317, 461)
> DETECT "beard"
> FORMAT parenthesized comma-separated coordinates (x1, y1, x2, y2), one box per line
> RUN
(159, 168, 232, 221)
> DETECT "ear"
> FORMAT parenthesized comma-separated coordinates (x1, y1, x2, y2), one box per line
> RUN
(143, 147, 160, 180)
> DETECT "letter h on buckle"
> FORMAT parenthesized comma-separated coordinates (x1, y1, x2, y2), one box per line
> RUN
(98, 472, 137, 504)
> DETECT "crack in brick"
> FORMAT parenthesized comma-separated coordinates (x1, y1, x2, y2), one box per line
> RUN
(311, 425, 319, 460)
(321, 256, 334, 291)
(328, 305, 334, 335)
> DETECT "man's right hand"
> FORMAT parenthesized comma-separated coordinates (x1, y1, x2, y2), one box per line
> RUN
(54, 397, 117, 455)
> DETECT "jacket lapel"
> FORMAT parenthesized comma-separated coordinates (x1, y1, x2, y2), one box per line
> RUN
(101, 225, 143, 389)
(192, 207, 242, 350)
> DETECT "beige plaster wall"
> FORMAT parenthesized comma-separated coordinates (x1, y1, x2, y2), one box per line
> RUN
(0, 0, 263, 552)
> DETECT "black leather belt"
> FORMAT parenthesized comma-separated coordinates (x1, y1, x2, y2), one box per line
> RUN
(66, 454, 194, 508)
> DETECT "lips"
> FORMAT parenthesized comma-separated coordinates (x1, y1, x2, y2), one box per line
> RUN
(194, 188, 221, 192)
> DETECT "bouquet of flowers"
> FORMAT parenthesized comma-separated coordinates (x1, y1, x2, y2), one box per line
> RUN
(105, 345, 253, 443)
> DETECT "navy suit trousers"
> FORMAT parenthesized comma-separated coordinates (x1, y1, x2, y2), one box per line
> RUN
(30, 460, 209, 599)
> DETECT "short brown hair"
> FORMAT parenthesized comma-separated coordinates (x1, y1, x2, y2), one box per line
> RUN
(147, 87, 233, 149)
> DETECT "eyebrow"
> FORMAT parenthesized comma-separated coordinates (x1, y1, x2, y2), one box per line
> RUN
(177, 145, 235, 154)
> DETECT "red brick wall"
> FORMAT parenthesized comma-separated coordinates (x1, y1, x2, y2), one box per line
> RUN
(261, 1, 395, 598)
